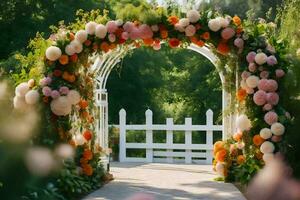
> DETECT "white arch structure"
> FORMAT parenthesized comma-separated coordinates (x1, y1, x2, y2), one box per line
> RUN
(91, 44, 235, 165)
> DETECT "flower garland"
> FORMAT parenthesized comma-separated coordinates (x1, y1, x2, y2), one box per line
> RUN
(12, 9, 291, 183)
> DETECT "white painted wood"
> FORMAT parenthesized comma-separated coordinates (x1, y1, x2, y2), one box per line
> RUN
(205, 109, 214, 164)
(166, 118, 174, 163)
(118, 109, 222, 164)
(185, 118, 192, 164)
(145, 109, 153, 163)
(119, 109, 126, 162)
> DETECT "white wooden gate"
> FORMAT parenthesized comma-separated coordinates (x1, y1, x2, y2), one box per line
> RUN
(118, 109, 222, 164)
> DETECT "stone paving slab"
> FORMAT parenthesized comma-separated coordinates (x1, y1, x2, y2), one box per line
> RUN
(83, 162, 246, 200)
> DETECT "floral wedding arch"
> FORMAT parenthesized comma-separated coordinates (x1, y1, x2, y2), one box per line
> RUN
(13, 8, 291, 183)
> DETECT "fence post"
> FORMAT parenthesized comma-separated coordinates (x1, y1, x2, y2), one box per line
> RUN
(185, 118, 192, 164)
(145, 109, 153, 163)
(166, 118, 174, 163)
(119, 109, 126, 162)
(206, 109, 213, 164)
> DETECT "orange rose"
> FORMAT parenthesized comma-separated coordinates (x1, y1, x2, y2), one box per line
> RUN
(83, 130, 92, 141)
(79, 100, 88, 109)
(83, 149, 93, 160)
(168, 16, 179, 25)
(70, 54, 78, 63)
(236, 88, 247, 101)
(143, 38, 154, 46)
(59, 55, 69, 65)
(69, 32, 75, 41)
(160, 30, 168, 39)
(217, 42, 230, 55)
(233, 15, 241, 26)
(213, 141, 224, 153)
(201, 32, 210, 40)
(100, 42, 110, 52)
(169, 38, 180, 48)
(196, 40, 205, 47)
(82, 164, 93, 176)
(215, 149, 227, 162)
(253, 134, 265, 146)
(237, 155, 245, 165)
(233, 131, 243, 142)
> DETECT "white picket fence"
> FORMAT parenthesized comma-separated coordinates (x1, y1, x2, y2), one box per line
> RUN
(118, 109, 222, 164)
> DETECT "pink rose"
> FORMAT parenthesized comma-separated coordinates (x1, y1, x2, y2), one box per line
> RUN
(275, 69, 285, 78)
(258, 79, 269, 91)
(266, 92, 279, 105)
(123, 22, 134, 33)
(42, 86, 52, 97)
(106, 21, 118, 33)
(253, 90, 267, 106)
(51, 90, 60, 99)
(267, 79, 278, 92)
(234, 38, 244, 48)
(266, 55, 277, 66)
(129, 27, 141, 40)
(264, 111, 278, 125)
(121, 32, 129, 40)
(260, 71, 269, 79)
(248, 63, 257, 72)
(221, 27, 235, 40)
(263, 103, 273, 111)
(246, 51, 256, 63)
(241, 71, 251, 80)
(139, 24, 153, 39)
(59, 86, 69, 95)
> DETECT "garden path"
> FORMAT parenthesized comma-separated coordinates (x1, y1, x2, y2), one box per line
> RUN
(83, 162, 245, 200)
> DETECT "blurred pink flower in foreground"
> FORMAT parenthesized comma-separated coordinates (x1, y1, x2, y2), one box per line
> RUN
(126, 193, 155, 200)
(246, 155, 300, 200)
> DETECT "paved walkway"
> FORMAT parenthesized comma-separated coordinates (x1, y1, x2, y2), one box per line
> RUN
(83, 162, 245, 200)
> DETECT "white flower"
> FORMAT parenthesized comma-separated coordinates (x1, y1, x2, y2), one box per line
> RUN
(215, 162, 225, 176)
(260, 128, 272, 139)
(85, 21, 98, 35)
(74, 134, 86, 146)
(271, 122, 285, 136)
(115, 19, 123, 26)
(55, 144, 75, 159)
(185, 25, 196, 36)
(70, 40, 83, 54)
(75, 30, 88, 43)
(187, 10, 200, 23)
(178, 18, 190, 27)
(217, 17, 230, 28)
(263, 153, 274, 163)
(175, 23, 185, 32)
(27, 79, 35, 88)
(25, 90, 39, 105)
(45, 46, 62, 61)
(13, 96, 27, 110)
(255, 52, 268, 65)
(246, 75, 260, 88)
(95, 24, 107, 39)
(151, 25, 159, 32)
(236, 114, 252, 131)
(67, 90, 80, 105)
(108, 34, 116, 42)
(65, 44, 76, 56)
(208, 18, 221, 32)
(260, 141, 275, 154)
(15, 82, 29, 97)
(25, 147, 55, 176)
(50, 96, 72, 116)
